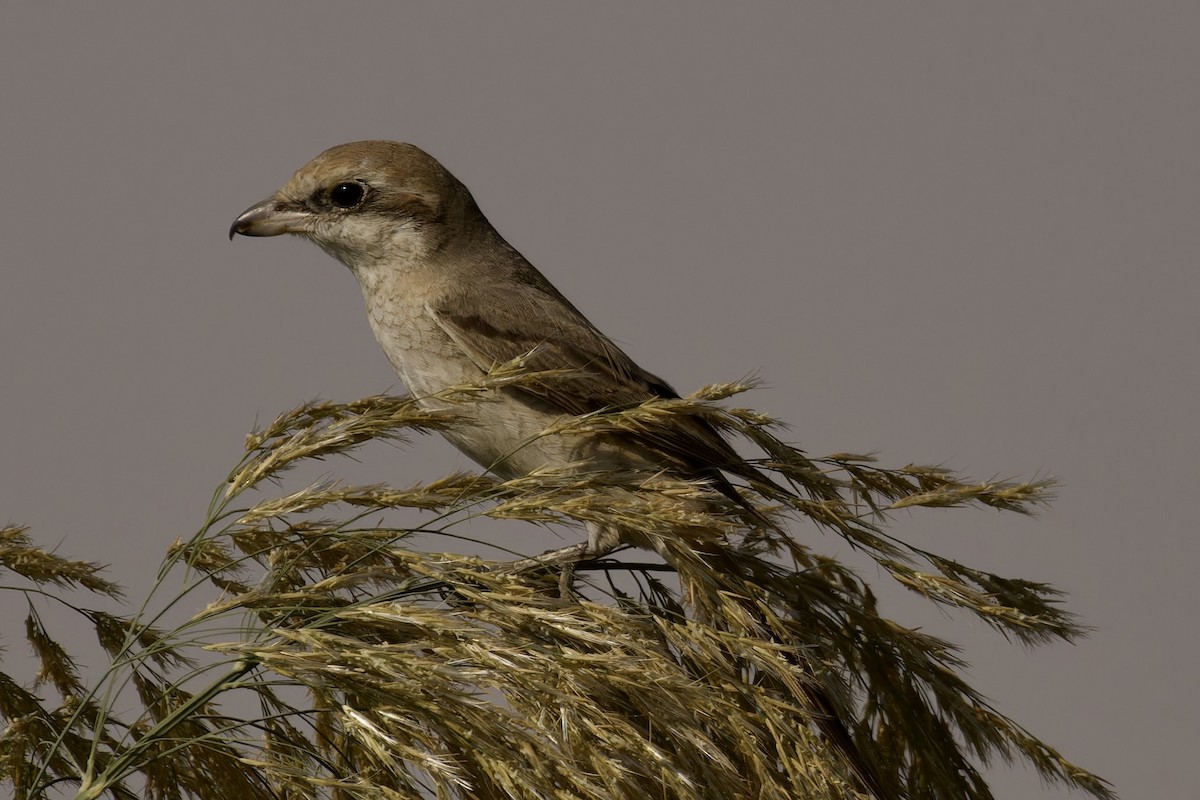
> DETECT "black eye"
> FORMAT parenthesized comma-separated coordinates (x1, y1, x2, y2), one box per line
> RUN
(329, 181, 366, 208)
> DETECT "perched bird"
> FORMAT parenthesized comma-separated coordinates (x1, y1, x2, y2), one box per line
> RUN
(230, 141, 890, 800)
(229, 141, 773, 557)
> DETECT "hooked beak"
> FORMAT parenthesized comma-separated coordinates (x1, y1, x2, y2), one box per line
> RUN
(228, 197, 313, 240)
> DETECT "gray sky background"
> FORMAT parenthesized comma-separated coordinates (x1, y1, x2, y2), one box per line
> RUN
(2, 3, 1195, 797)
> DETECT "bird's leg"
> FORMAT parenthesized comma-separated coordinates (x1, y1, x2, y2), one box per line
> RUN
(585, 521, 623, 559)
(494, 524, 623, 597)
(546, 522, 623, 596)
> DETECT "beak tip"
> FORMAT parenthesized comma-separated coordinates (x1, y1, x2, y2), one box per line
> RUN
(228, 205, 259, 241)
(228, 198, 309, 240)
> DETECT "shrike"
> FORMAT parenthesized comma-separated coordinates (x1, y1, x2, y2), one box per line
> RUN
(230, 141, 773, 555)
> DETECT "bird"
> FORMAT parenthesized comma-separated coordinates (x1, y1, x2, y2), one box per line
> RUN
(228, 141, 776, 558)
(229, 141, 891, 799)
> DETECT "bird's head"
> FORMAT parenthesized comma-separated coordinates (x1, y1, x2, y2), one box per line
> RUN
(230, 141, 472, 270)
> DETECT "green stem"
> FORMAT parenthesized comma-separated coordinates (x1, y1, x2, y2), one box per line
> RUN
(72, 659, 258, 800)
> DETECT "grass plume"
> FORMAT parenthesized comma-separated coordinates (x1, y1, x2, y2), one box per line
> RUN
(0, 372, 1113, 799)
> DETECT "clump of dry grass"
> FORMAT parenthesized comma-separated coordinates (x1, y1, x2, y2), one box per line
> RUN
(0, 371, 1114, 799)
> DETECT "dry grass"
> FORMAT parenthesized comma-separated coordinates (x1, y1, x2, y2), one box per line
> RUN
(0, 371, 1114, 799)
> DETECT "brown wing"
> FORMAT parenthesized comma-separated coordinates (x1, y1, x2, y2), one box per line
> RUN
(428, 284, 776, 500)
(429, 300, 674, 412)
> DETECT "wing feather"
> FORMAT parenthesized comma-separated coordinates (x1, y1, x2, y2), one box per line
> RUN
(429, 290, 777, 503)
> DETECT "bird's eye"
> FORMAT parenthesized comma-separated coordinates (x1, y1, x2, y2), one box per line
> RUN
(329, 182, 366, 208)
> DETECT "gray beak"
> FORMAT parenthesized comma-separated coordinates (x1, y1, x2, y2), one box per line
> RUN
(229, 197, 312, 240)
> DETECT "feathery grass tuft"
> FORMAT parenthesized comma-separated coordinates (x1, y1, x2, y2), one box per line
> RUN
(0, 372, 1114, 799)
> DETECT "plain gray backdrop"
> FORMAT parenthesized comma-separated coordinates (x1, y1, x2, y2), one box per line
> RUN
(2, 3, 1196, 797)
